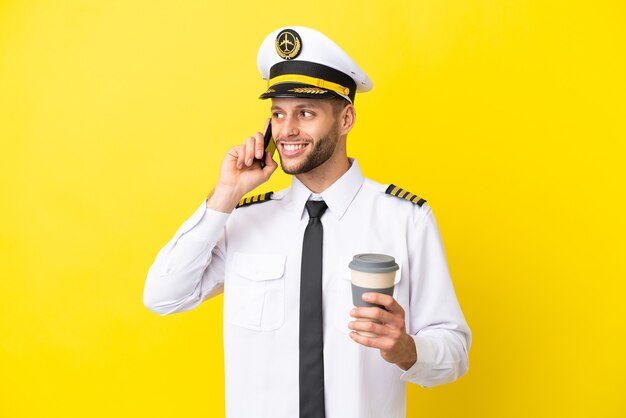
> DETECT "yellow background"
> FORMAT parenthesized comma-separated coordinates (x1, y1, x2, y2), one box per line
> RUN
(1, 1, 625, 417)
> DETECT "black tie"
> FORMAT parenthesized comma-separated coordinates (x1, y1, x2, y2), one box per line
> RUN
(300, 200, 328, 418)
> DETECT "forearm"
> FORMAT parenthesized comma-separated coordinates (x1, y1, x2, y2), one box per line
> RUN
(143, 202, 228, 315)
(401, 206, 471, 386)
(401, 328, 470, 387)
(206, 184, 245, 213)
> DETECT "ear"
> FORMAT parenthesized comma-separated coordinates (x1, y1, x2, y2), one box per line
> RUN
(339, 104, 356, 136)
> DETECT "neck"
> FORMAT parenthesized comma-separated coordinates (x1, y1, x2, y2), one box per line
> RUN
(295, 144, 350, 193)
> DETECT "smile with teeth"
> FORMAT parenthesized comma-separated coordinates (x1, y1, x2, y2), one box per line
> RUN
(280, 142, 310, 157)
(283, 143, 307, 151)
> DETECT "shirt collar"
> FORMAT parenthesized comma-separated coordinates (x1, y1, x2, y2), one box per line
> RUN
(289, 158, 364, 221)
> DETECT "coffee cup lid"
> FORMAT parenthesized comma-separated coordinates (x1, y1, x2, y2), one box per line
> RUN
(348, 253, 399, 273)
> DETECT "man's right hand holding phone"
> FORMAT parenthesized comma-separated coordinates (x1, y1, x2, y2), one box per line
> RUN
(206, 120, 278, 213)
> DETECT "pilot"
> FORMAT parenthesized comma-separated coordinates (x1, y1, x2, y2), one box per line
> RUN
(144, 26, 471, 418)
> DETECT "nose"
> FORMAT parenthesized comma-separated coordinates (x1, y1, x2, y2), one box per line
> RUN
(277, 116, 300, 139)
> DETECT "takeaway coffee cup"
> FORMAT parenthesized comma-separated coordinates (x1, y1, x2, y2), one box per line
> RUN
(349, 254, 399, 337)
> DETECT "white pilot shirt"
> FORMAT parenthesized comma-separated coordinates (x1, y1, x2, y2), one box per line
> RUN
(144, 159, 471, 418)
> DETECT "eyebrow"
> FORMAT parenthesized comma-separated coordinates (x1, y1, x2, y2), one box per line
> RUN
(271, 102, 321, 112)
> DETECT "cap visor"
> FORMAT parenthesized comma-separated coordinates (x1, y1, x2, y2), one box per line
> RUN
(259, 82, 345, 100)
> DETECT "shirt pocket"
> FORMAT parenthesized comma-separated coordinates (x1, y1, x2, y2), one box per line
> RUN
(224, 252, 286, 331)
(330, 255, 403, 334)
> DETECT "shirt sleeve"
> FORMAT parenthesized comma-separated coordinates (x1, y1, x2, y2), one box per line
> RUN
(400, 204, 472, 387)
(143, 202, 230, 315)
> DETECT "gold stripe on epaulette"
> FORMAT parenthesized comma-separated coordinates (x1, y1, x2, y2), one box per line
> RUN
(385, 184, 426, 207)
(236, 192, 274, 208)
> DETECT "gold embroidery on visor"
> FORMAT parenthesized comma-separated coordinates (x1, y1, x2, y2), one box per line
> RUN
(268, 74, 350, 96)
(288, 87, 327, 94)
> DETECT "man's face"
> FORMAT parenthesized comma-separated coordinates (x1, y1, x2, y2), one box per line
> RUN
(270, 98, 342, 175)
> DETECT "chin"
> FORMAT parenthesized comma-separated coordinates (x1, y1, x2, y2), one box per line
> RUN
(280, 162, 303, 175)
(278, 154, 305, 174)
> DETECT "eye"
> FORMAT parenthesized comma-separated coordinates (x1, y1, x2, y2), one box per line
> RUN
(301, 110, 314, 118)
(273, 112, 285, 119)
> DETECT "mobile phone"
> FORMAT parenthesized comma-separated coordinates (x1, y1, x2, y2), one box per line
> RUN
(258, 122, 276, 168)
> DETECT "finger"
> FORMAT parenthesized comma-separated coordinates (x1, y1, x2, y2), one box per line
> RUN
(349, 331, 394, 350)
(244, 137, 256, 166)
(348, 318, 391, 337)
(362, 292, 404, 315)
(234, 145, 245, 169)
(253, 132, 265, 160)
(350, 306, 401, 328)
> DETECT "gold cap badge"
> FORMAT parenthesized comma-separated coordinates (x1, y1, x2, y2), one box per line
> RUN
(275, 29, 302, 60)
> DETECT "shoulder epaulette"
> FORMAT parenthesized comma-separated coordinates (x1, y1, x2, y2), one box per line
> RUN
(236, 192, 274, 208)
(385, 184, 426, 207)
